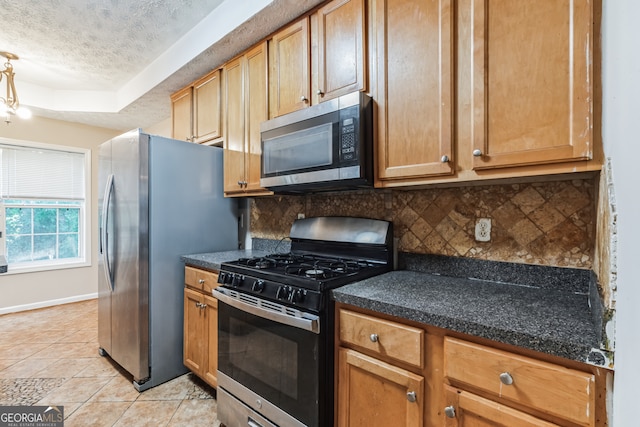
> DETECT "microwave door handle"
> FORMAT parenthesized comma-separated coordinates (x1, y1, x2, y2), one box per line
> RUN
(213, 289, 320, 334)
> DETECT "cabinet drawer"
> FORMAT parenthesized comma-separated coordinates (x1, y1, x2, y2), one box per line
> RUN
(444, 337, 595, 426)
(185, 266, 219, 294)
(339, 309, 424, 368)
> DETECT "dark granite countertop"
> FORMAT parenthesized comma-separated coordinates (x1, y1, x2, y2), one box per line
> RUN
(181, 238, 292, 271)
(184, 246, 605, 366)
(181, 250, 270, 271)
(333, 255, 604, 366)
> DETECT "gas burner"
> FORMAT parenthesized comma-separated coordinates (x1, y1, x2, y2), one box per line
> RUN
(305, 268, 326, 278)
(255, 259, 273, 269)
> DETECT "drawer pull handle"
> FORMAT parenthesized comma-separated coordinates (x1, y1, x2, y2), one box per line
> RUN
(406, 391, 417, 402)
(499, 372, 514, 385)
(369, 334, 379, 343)
(198, 279, 205, 284)
(444, 406, 456, 418)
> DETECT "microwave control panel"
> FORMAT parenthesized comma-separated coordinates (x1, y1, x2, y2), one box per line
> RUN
(339, 106, 359, 162)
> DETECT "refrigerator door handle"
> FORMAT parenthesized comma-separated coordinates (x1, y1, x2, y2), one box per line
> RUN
(101, 173, 115, 291)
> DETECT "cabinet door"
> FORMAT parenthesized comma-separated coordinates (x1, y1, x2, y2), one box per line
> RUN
(171, 86, 193, 142)
(316, 0, 366, 102)
(269, 18, 311, 117)
(184, 288, 206, 375)
(223, 57, 246, 194)
(470, 0, 592, 169)
(193, 69, 222, 144)
(443, 387, 560, 427)
(444, 337, 595, 427)
(337, 347, 423, 427)
(203, 295, 218, 388)
(374, 0, 454, 184)
(244, 43, 270, 194)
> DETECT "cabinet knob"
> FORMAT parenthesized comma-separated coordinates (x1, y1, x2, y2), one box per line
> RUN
(472, 149, 483, 157)
(369, 333, 379, 343)
(201, 303, 207, 309)
(441, 155, 449, 163)
(406, 391, 417, 403)
(198, 279, 205, 284)
(300, 95, 308, 103)
(317, 90, 324, 97)
(499, 372, 514, 385)
(444, 406, 456, 418)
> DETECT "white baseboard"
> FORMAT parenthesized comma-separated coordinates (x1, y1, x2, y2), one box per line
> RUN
(0, 293, 98, 315)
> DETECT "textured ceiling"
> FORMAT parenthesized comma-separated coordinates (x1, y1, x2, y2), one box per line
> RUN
(0, 0, 325, 131)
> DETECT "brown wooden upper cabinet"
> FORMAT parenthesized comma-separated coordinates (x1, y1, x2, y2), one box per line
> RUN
(170, 69, 222, 144)
(171, 86, 192, 143)
(269, 0, 366, 118)
(373, 0, 455, 185)
(223, 43, 272, 197)
(374, 0, 598, 188)
(469, 0, 593, 170)
(269, 18, 310, 117)
(315, 0, 366, 102)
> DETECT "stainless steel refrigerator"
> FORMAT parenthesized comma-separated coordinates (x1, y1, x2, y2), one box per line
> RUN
(97, 129, 238, 391)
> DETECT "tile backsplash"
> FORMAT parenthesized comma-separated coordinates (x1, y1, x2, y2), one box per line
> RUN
(251, 178, 596, 269)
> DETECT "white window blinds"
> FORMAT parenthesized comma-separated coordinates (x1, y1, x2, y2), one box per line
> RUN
(0, 144, 85, 200)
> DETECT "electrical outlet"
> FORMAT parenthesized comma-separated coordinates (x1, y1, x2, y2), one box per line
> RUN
(475, 218, 491, 242)
(297, 213, 305, 219)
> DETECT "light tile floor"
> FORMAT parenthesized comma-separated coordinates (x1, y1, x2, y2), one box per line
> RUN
(0, 299, 221, 426)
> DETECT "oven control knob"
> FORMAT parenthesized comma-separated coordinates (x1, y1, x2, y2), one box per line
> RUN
(276, 285, 291, 300)
(231, 274, 245, 287)
(290, 288, 307, 303)
(220, 272, 234, 285)
(251, 280, 265, 293)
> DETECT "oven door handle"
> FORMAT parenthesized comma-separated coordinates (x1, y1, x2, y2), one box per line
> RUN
(213, 289, 320, 334)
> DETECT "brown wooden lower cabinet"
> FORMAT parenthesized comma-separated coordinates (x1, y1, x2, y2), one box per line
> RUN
(183, 267, 219, 389)
(443, 386, 560, 427)
(335, 304, 610, 427)
(337, 347, 424, 427)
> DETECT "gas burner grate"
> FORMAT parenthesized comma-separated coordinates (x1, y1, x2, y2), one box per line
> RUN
(283, 258, 375, 280)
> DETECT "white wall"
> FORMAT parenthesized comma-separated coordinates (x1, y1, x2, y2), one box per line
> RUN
(601, 0, 640, 425)
(144, 116, 172, 138)
(0, 116, 119, 312)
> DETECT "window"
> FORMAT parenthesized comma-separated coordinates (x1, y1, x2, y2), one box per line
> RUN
(0, 139, 90, 272)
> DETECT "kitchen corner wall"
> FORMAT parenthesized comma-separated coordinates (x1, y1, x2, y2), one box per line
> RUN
(594, 160, 617, 308)
(251, 178, 597, 269)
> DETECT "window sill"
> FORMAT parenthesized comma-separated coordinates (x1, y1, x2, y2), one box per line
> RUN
(0, 260, 91, 275)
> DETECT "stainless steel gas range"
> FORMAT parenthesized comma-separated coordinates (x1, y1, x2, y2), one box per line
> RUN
(213, 216, 394, 427)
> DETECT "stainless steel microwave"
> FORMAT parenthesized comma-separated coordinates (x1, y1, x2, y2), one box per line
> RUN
(260, 91, 373, 193)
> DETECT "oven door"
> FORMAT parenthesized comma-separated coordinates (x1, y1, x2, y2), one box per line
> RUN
(215, 288, 322, 427)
